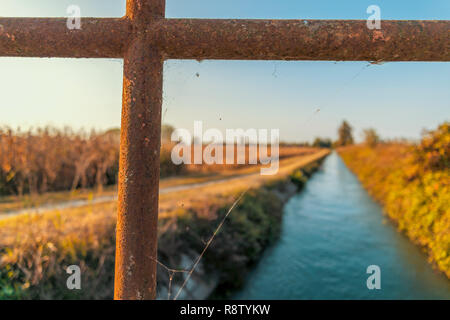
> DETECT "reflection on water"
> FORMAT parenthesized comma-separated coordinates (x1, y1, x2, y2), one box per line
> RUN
(234, 152, 450, 299)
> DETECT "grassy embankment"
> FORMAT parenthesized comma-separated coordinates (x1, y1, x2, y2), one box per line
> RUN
(0, 150, 329, 299)
(338, 124, 450, 279)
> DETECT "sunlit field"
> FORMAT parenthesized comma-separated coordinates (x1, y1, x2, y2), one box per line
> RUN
(0, 130, 329, 299)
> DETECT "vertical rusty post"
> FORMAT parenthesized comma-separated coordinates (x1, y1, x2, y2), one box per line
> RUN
(114, 0, 165, 300)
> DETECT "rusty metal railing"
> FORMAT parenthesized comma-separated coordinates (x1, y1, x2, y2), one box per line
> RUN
(0, 0, 448, 300)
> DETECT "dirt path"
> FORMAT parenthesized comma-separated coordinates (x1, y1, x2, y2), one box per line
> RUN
(0, 151, 329, 220)
(0, 174, 254, 220)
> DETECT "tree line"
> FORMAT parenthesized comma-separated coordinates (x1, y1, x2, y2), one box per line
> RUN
(312, 120, 381, 149)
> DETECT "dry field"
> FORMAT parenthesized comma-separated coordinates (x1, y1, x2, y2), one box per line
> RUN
(0, 131, 319, 215)
(0, 149, 329, 299)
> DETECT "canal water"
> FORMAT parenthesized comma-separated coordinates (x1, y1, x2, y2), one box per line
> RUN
(234, 152, 450, 299)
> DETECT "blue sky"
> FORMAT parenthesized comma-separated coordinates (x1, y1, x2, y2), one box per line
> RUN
(0, 0, 449, 142)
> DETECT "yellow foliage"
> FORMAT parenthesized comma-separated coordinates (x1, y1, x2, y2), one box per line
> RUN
(339, 123, 450, 279)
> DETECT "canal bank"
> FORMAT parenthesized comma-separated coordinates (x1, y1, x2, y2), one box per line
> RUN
(233, 152, 450, 299)
(162, 152, 330, 300)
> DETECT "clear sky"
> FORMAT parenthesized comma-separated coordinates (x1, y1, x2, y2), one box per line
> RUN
(0, 0, 449, 142)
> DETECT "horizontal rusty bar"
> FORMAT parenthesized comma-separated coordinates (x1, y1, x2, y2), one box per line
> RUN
(152, 19, 450, 62)
(0, 18, 131, 58)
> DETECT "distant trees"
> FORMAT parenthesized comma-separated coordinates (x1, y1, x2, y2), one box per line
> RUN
(336, 120, 354, 147)
(363, 128, 380, 148)
(312, 137, 332, 148)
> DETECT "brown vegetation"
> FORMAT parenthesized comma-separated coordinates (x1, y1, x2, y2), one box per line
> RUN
(0, 127, 120, 196)
(0, 126, 318, 197)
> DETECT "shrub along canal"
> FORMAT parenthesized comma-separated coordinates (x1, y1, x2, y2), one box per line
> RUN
(233, 152, 450, 299)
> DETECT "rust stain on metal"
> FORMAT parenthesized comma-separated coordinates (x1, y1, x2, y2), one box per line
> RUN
(0, 0, 448, 301)
(1, 17, 448, 61)
(114, 0, 165, 301)
(0, 18, 131, 58)
(150, 19, 450, 62)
